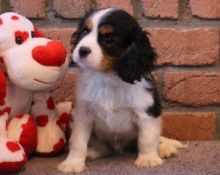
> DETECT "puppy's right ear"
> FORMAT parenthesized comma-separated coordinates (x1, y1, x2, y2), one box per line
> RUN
(69, 28, 80, 67)
(70, 10, 95, 53)
(70, 28, 81, 53)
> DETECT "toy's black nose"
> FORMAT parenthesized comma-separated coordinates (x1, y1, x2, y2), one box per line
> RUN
(79, 46, 91, 57)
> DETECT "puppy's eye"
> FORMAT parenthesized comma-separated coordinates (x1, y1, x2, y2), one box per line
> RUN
(103, 34, 114, 45)
(81, 28, 89, 36)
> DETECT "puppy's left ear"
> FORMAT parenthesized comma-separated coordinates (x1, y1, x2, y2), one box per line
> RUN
(114, 31, 156, 84)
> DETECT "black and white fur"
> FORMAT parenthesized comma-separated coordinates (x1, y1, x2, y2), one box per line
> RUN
(58, 8, 185, 173)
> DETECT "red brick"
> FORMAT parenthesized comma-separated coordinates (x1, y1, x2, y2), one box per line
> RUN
(96, 0, 133, 15)
(40, 28, 76, 53)
(162, 112, 216, 140)
(10, 0, 46, 18)
(164, 71, 220, 106)
(190, 0, 220, 19)
(52, 72, 77, 106)
(148, 28, 219, 66)
(53, 0, 92, 19)
(142, 0, 179, 19)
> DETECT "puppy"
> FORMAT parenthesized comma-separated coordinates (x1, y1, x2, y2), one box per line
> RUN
(58, 8, 184, 173)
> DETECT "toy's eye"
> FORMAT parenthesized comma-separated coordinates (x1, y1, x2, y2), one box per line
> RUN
(15, 36, 23, 45)
(31, 31, 35, 38)
(14, 31, 29, 45)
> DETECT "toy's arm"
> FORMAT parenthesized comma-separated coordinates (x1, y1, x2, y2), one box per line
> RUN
(31, 91, 72, 130)
(0, 69, 10, 136)
(0, 70, 8, 135)
(0, 69, 28, 174)
(31, 91, 72, 155)
(31, 91, 56, 119)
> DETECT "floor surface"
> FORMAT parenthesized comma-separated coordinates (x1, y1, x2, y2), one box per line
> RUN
(12, 141, 220, 175)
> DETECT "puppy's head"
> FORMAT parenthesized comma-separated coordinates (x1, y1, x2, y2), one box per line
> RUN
(72, 8, 156, 84)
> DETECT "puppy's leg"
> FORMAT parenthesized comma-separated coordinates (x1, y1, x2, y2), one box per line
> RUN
(134, 109, 163, 168)
(87, 135, 112, 160)
(158, 136, 187, 158)
(57, 107, 93, 173)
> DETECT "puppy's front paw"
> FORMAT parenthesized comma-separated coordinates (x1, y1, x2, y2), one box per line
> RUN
(158, 137, 187, 158)
(87, 148, 100, 160)
(158, 143, 177, 158)
(57, 159, 86, 173)
(135, 153, 163, 168)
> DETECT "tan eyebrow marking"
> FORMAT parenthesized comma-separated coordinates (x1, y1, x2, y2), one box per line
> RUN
(85, 18, 93, 30)
(99, 25, 114, 34)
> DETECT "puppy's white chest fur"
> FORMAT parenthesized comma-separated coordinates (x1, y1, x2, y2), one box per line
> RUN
(78, 71, 153, 108)
(77, 71, 154, 148)
(94, 107, 136, 149)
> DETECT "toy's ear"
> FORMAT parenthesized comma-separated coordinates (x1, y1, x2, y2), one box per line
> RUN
(33, 27, 44, 38)
(114, 31, 157, 84)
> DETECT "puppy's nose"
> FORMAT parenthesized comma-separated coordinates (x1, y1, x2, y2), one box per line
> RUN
(79, 46, 91, 57)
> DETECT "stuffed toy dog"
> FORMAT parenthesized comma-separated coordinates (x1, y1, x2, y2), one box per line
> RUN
(0, 12, 71, 174)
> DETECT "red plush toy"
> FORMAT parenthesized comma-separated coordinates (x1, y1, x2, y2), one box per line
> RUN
(0, 12, 72, 174)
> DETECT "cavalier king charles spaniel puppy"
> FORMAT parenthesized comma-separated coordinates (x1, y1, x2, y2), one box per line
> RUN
(58, 8, 185, 173)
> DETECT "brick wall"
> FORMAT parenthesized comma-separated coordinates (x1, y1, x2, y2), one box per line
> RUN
(1, 0, 220, 140)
